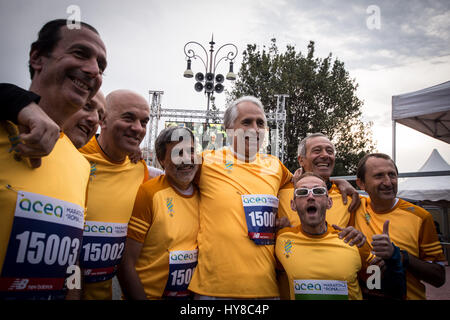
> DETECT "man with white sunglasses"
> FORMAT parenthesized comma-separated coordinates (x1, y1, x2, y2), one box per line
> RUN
(275, 172, 405, 300)
(278, 133, 366, 246)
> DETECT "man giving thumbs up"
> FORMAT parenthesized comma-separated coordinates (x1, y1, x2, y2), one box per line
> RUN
(354, 153, 446, 300)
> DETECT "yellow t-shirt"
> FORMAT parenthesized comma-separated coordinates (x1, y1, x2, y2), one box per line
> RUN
(353, 197, 446, 300)
(0, 122, 89, 299)
(278, 183, 352, 228)
(78, 136, 148, 300)
(188, 148, 292, 298)
(276, 224, 370, 300)
(277, 182, 300, 227)
(127, 175, 199, 299)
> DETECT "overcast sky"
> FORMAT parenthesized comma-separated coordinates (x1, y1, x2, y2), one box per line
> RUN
(1, 0, 449, 173)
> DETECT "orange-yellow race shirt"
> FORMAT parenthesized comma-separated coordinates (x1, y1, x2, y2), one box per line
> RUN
(0, 122, 90, 299)
(188, 147, 292, 298)
(127, 175, 199, 299)
(276, 224, 371, 300)
(278, 183, 352, 228)
(78, 136, 148, 300)
(353, 197, 446, 300)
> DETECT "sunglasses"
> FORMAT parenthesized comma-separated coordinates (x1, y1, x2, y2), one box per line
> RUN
(294, 187, 328, 197)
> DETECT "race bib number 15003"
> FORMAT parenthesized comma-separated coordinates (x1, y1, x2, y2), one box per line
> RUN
(0, 191, 84, 300)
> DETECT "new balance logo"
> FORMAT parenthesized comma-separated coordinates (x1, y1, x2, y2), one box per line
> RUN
(9, 278, 29, 290)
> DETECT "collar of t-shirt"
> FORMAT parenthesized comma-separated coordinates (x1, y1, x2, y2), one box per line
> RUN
(391, 198, 399, 210)
(172, 183, 194, 196)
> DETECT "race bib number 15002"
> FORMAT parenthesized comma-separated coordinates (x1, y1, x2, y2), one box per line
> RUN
(80, 221, 127, 283)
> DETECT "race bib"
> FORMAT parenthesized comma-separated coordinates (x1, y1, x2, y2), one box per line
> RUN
(163, 249, 198, 298)
(294, 280, 348, 300)
(0, 191, 84, 300)
(241, 194, 278, 245)
(79, 221, 127, 283)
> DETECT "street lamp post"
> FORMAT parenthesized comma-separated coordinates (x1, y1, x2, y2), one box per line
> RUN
(183, 35, 238, 122)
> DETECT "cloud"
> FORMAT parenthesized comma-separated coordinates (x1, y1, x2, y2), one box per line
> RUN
(249, 0, 450, 71)
(1, 0, 449, 172)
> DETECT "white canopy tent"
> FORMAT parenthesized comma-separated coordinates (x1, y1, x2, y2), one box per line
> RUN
(392, 80, 450, 162)
(398, 149, 450, 202)
(398, 149, 450, 247)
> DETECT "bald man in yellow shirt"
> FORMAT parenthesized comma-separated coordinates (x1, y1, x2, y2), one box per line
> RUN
(78, 90, 150, 300)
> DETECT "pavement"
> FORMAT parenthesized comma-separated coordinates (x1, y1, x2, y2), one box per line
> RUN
(112, 276, 122, 300)
(425, 265, 450, 300)
(112, 268, 450, 300)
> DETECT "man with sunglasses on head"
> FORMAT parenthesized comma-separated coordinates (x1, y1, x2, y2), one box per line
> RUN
(275, 172, 405, 300)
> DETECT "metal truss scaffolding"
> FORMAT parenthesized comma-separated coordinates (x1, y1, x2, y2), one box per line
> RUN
(146, 91, 287, 166)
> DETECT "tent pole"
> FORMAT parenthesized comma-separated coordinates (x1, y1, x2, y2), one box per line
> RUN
(392, 120, 397, 163)
(443, 206, 449, 242)
(443, 206, 450, 263)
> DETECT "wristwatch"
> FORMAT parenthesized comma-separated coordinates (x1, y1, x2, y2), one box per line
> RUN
(400, 250, 409, 269)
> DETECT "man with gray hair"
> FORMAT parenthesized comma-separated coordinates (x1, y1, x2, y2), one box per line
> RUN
(188, 96, 293, 299)
(281, 133, 361, 224)
(223, 95, 267, 160)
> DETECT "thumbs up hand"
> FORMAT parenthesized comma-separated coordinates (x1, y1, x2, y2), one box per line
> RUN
(371, 220, 395, 260)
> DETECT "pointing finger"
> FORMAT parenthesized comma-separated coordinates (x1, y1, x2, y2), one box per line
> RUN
(332, 224, 343, 231)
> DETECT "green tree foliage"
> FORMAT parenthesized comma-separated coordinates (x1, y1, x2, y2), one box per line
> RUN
(228, 39, 375, 175)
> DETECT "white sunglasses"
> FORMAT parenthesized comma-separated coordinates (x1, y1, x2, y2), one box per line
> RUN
(294, 187, 328, 198)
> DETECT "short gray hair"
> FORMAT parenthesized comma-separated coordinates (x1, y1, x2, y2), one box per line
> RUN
(297, 133, 335, 157)
(223, 96, 267, 129)
(155, 126, 194, 164)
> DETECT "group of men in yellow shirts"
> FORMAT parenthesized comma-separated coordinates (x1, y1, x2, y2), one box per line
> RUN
(275, 133, 445, 300)
(1, 19, 106, 299)
(0, 18, 446, 300)
(0, 19, 154, 300)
